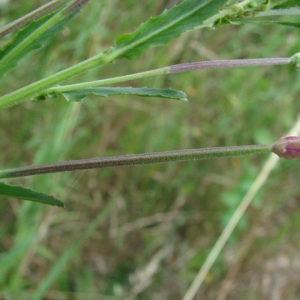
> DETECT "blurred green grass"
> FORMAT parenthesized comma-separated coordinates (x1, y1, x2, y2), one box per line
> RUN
(1, 0, 300, 299)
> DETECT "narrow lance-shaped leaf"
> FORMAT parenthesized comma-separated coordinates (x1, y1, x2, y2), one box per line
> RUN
(107, 0, 227, 60)
(45, 86, 188, 102)
(0, 1, 87, 77)
(0, 14, 68, 77)
(0, 0, 71, 39)
(0, 182, 64, 207)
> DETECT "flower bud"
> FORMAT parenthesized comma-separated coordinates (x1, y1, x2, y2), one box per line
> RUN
(272, 136, 300, 160)
(291, 53, 300, 70)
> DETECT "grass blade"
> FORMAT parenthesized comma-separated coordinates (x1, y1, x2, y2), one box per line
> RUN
(183, 116, 300, 300)
(32, 200, 114, 299)
(0, 182, 64, 207)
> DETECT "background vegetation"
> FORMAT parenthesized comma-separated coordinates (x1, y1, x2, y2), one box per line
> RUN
(1, 0, 300, 299)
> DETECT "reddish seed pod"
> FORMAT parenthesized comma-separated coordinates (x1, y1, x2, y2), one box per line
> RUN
(272, 136, 300, 160)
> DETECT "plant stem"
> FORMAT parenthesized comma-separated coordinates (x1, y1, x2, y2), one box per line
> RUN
(46, 57, 291, 94)
(0, 52, 110, 110)
(46, 68, 169, 93)
(0, 0, 71, 39)
(1, 3, 71, 73)
(0, 55, 293, 110)
(253, 8, 300, 17)
(0, 144, 272, 178)
(66, 0, 91, 15)
(168, 57, 291, 72)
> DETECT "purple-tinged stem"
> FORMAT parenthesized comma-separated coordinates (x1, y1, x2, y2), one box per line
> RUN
(66, 0, 90, 15)
(169, 57, 291, 73)
(46, 56, 294, 94)
(0, 144, 272, 179)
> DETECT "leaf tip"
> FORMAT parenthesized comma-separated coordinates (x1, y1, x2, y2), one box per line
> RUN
(55, 199, 66, 208)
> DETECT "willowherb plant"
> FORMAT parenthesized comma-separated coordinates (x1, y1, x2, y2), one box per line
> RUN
(0, 0, 300, 207)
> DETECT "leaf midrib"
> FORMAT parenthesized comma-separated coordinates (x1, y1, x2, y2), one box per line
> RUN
(111, 0, 219, 58)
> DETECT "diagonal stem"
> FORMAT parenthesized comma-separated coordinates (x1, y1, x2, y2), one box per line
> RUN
(0, 0, 71, 39)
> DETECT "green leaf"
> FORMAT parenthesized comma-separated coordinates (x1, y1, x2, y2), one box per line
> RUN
(47, 86, 188, 102)
(0, 0, 71, 39)
(108, 0, 227, 60)
(272, 0, 300, 8)
(0, 8, 74, 77)
(0, 182, 64, 207)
